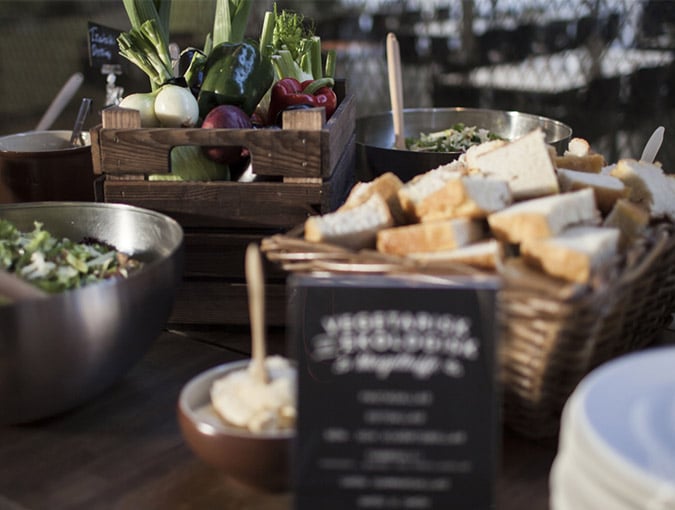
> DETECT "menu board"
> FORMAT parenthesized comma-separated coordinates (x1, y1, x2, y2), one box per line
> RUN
(87, 22, 122, 69)
(289, 273, 500, 510)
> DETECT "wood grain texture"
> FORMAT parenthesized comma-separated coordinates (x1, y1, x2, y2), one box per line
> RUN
(93, 93, 355, 180)
(0, 329, 558, 510)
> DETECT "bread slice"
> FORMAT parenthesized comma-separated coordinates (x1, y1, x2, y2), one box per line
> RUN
(603, 198, 650, 249)
(553, 137, 606, 173)
(305, 193, 394, 250)
(467, 128, 560, 200)
(415, 175, 513, 222)
(463, 139, 509, 168)
(557, 168, 627, 214)
(376, 218, 484, 256)
(610, 159, 675, 221)
(397, 161, 466, 221)
(340, 172, 406, 224)
(487, 188, 600, 244)
(408, 239, 504, 270)
(521, 226, 620, 283)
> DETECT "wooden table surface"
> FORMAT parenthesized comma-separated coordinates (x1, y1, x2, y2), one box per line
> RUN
(6, 324, 671, 510)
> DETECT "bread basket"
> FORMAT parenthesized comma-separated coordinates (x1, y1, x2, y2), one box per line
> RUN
(262, 221, 675, 439)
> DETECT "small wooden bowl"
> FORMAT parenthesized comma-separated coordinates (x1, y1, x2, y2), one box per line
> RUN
(177, 360, 294, 492)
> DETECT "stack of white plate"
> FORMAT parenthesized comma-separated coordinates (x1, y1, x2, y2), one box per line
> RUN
(550, 346, 675, 510)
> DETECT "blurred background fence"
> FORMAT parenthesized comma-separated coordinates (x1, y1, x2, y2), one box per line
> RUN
(1, 0, 673, 170)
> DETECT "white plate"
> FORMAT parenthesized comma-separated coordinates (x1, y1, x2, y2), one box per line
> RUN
(553, 346, 675, 508)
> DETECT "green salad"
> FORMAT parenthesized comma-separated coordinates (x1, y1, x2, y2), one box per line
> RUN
(0, 219, 141, 294)
(406, 123, 504, 153)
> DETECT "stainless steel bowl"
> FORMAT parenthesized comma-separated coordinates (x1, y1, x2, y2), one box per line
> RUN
(356, 107, 573, 182)
(0, 202, 184, 424)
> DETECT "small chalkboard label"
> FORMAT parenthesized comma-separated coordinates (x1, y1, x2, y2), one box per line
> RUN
(289, 273, 500, 510)
(87, 22, 122, 68)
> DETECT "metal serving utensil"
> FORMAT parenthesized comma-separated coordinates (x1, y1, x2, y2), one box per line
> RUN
(70, 98, 93, 146)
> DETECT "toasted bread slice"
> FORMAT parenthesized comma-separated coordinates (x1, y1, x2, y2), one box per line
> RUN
(610, 159, 675, 221)
(602, 198, 650, 249)
(521, 225, 620, 284)
(557, 168, 627, 214)
(376, 218, 485, 256)
(467, 128, 560, 200)
(397, 161, 466, 222)
(305, 194, 394, 250)
(408, 239, 504, 270)
(340, 172, 406, 224)
(487, 188, 600, 243)
(415, 175, 513, 222)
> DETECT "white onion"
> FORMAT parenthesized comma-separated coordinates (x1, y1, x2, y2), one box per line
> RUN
(119, 92, 159, 127)
(154, 85, 199, 128)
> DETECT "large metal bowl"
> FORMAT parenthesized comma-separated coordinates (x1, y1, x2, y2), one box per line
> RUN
(356, 107, 573, 182)
(0, 202, 184, 424)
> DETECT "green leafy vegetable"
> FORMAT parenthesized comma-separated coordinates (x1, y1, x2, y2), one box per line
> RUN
(263, 3, 336, 82)
(0, 220, 141, 294)
(118, 0, 174, 90)
(406, 123, 504, 153)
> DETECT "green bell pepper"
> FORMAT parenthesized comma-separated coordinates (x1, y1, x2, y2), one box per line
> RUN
(197, 40, 273, 119)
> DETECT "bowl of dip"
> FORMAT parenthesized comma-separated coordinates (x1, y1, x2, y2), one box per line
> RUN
(177, 356, 296, 492)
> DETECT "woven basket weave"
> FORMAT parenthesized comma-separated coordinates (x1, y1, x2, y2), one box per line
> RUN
(262, 223, 675, 438)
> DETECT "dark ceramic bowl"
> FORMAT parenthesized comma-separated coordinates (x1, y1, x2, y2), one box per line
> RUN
(177, 359, 294, 492)
(0, 130, 95, 203)
(356, 107, 573, 182)
(0, 202, 184, 424)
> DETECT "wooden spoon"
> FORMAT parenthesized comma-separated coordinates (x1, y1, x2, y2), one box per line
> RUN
(0, 269, 48, 302)
(245, 243, 269, 384)
(387, 32, 406, 150)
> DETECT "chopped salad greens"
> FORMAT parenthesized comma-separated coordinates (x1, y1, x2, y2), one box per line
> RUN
(405, 123, 504, 153)
(0, 219, 141, 294)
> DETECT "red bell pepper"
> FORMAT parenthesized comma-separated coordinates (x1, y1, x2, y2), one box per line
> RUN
(268, 77, 338, 125)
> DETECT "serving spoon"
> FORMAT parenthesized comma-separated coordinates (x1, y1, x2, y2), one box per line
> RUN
(386, 32, 406, 150)
(246, 243, 269, 384)
(0, 269, 48, 303)
(640, 126, 665, 164)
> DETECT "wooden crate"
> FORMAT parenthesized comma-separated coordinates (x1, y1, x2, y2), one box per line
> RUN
(90, 85, 356, 326)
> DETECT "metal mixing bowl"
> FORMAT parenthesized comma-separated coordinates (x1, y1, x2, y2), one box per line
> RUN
(0, 202, 184, 424)
(356, 107, 573, 182)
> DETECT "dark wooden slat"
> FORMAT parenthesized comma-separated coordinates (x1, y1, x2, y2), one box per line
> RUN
(169, 279, 287, 326)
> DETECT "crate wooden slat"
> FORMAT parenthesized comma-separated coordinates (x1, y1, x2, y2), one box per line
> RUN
(92, 85, 356, 326)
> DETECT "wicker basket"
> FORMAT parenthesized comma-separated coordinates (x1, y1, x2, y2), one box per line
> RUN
(262, 222, 675, 439)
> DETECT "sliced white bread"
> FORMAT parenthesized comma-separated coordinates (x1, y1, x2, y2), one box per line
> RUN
(466, 128, 560, 200)
(340, 171, 406, 224)
(376, 218, 485, 256)
(487, 188, 599, 244)
(603, 198, 650, 249)
(305, 193, 394, 250)
(557, 167, 627, 214)
(462, 139, 509, 167)
(407, 239, 504, 270)
(610, 159, 675, 221)
(415, 175, 513, 222)
(397, 160, 466, 221)
(521, 225, 620, 284)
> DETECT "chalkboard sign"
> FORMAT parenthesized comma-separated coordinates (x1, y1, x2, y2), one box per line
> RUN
(87, 22, 122, 68)
(289, 273, 500, 510)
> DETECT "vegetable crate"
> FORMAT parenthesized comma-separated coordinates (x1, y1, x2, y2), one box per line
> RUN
(90, 83, 356, 327)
